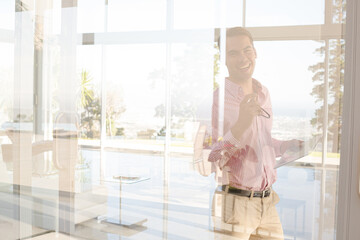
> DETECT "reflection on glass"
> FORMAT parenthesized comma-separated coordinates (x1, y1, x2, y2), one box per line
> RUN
(0, 0, 347, 239)
(208, 29, 306, 239)
(207, 29, 343, 240)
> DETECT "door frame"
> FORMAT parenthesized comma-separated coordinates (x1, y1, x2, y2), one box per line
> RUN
(336, 0, 360, 239)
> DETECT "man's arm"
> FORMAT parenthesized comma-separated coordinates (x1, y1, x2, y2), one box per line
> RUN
(208, 131, 247, 168)
(231, 93, 261, 140)
(209, 93, 260, 167)
(272, 138, 304, 158)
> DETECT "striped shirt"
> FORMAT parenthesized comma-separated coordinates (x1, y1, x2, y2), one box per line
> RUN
(209, 78, 283, 191)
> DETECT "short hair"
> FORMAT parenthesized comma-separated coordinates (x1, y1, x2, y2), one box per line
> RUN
(217, 27, 254, 48)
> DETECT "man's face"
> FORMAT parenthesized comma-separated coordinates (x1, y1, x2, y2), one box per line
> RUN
(226, 35, 257, 82)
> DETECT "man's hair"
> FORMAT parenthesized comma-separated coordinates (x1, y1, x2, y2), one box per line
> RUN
(217, 27, 254, 48)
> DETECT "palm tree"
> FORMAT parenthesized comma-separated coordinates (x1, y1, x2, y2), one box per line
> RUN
(79, 70, 101, 138)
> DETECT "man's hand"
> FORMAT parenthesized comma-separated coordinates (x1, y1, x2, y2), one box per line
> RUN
(231, 93, 262, 140)
(280, 139, 304, 154)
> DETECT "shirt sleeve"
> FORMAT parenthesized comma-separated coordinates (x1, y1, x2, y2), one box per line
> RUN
(272, 138, 285, 158)
(208, 128, 250, 170)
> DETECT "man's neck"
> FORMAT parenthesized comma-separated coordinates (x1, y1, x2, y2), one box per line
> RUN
(229, 77, 253, 95)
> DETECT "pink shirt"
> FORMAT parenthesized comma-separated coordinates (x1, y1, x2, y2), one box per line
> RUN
(209, 78, 283, 191)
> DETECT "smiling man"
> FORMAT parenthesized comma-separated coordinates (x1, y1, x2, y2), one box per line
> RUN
(209, 27, 301, 240)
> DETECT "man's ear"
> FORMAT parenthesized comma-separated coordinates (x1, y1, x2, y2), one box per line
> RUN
(254, 48, 257, 58)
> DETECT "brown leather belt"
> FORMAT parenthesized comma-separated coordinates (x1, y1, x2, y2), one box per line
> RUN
(222, 185, 271, 198)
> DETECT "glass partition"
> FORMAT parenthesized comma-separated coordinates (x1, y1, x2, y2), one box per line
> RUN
(0, 0, 347, 239)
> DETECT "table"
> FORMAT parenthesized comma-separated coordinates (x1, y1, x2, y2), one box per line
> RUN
(98, 175, 150, 227)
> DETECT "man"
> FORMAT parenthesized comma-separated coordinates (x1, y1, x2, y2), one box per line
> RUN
(209, 27, 301, 240)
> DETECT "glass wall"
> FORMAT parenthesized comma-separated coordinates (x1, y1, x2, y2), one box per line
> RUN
(0, 0, 346, 239)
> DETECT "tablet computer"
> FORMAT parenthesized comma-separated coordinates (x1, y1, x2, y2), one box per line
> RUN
(275, 136, 321, 169)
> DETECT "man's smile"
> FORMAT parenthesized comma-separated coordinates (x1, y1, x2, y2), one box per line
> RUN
(238, 63, 251, 70)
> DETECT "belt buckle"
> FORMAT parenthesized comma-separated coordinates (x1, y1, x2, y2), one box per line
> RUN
(262, 190, 265, 198)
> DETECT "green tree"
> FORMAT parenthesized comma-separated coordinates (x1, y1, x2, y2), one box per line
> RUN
(308, 0, 345, 153)
(78, 70, 126, 138)
(79, 70, 101, 138)
(80, 70, 95, 108)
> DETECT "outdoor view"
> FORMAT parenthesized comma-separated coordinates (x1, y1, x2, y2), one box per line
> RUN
(0, 0, 346, 239)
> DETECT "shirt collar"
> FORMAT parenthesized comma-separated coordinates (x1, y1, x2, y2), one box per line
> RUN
(225, 78, 264, 98)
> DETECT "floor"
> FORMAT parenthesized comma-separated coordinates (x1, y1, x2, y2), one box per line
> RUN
(0, 150, 338, 240)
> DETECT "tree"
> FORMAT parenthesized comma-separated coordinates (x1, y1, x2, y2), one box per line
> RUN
(78, 70, 126, 138)
(106, 86, 126, 136)
(308, 0, 345, 153)
(79, 70, 101, 138)
(149, 43, 216, 136)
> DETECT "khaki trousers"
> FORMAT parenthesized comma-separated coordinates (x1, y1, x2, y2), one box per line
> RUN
(218, 190, 284, 240)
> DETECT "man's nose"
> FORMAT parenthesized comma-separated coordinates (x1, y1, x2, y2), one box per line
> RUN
(236, 52, 247, 61)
